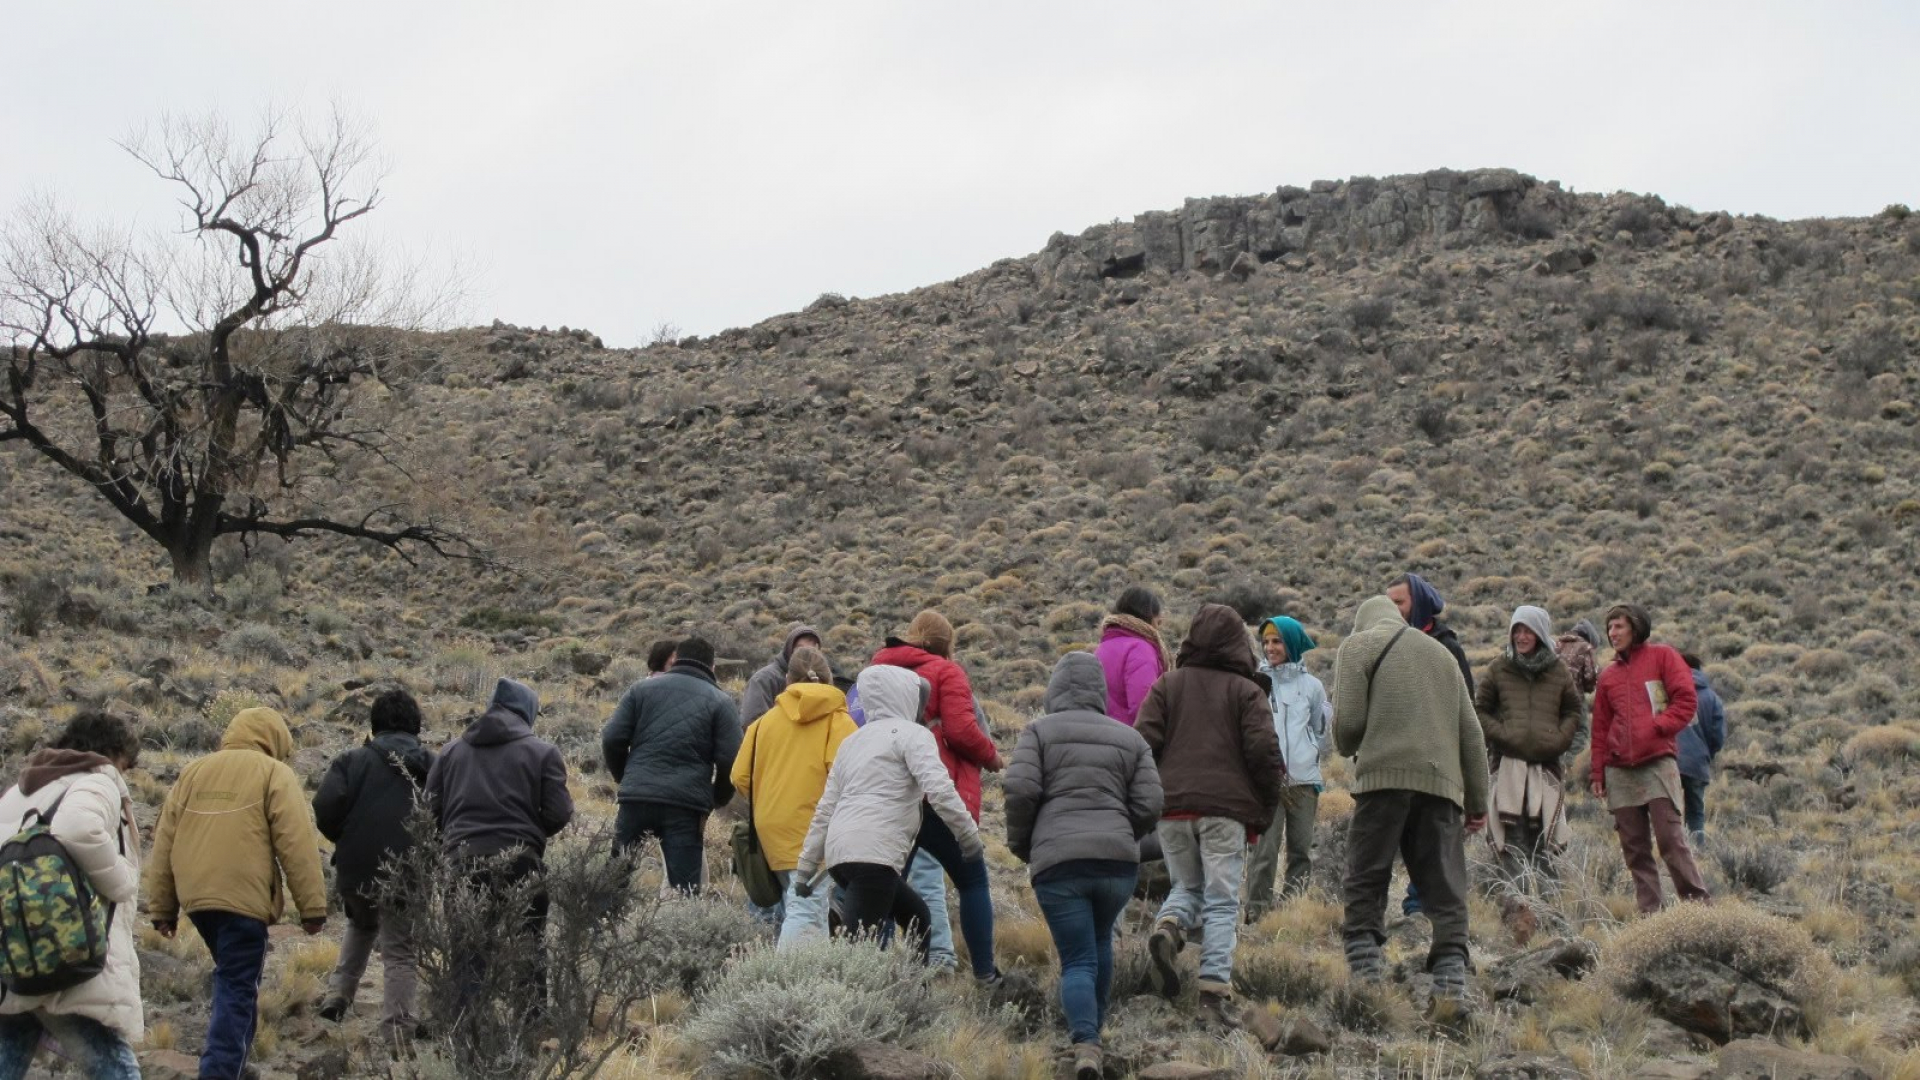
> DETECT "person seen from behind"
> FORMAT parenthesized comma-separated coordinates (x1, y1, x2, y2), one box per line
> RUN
(146, 707, 327, 1080)
(646, 639, 678, 678)
(1590, 605, 1710, 914)
(730, 645, 857, 948)
(0, 711, 146, 1080)
(602, 635, 743, 892)
(1094, 586, 1172, 727)
(313, 689, 433, 1034)
(1385, 571, 1473, 918)
(1243, 616, 1329, 920)
(1005, 653, 1163, 1080)
(1136, 603, 1285, 1026)
(872, 610, 1005, 981)
(1676, 652, 1727, 845)
(793, 666, 981, 959)
(741, 623, 826, 727)
(1557, 620, 1603, 762)
(1475, 607, 1581, 892)
(1333, 597, 1488, 1014)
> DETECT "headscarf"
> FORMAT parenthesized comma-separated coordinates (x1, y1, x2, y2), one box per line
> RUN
(1258, 616, 1316, 666)
(1400, 573, 1445, 633)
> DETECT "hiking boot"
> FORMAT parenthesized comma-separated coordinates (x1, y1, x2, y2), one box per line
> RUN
(1344, 934, 1385, 983)
(1429, 952, 1469, 1001)
(317, 996, 349, 1022)
(1072, 1042, 1103, 1080)
(1148, 918, 1185, 999)
(1197, 987, 1238, 1030)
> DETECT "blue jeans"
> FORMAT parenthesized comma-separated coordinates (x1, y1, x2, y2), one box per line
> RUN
(1034, 870, 1138, 1045)
(189, 909, 271, 1080)
(911, 807, 996, 978)
(0, 1011, 140, 1080)
(1155, 817, 1246, 990)
(1681, 776, 1708, 842)
(775, 869, 833, 949)
(906, 850, 957, 968)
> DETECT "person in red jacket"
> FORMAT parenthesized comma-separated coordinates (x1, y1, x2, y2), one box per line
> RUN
(1589, 604, 1710, 914)
(872, 610, 1005, 980)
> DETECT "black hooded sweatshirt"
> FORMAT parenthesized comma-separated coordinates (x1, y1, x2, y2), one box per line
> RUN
(314, 730, 434, 898)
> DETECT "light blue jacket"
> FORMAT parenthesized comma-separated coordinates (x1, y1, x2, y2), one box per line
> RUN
(1261, 660, 1331, 788)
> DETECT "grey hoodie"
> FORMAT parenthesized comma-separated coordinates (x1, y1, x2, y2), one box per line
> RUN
(426, 678, 575, 858)
(742, 624, 823, 723)
(1004, 653, 1164, 880)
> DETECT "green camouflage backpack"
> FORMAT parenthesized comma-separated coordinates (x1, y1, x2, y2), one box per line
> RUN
(0, 790, 114, 994)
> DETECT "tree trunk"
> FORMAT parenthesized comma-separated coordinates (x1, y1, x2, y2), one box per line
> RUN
(167, 537, 216, 592)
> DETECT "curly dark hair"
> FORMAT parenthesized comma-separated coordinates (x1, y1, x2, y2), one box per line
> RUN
(370, 689, 423, 735)
(50, 710, 141, 766)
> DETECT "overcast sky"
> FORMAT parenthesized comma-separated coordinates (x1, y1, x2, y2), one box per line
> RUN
(7, 1, 1915, 345)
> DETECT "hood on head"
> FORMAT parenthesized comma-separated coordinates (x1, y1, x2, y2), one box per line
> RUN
(1044, 652, 1109, 715)
(223, 707, 295, 762)
(1176, 604, 1257, 677)
(1401, 573, 1445, 630)
(487, 678, 539, 726)
(1509, 606, 1556, 654)
(777, 681, 848, 725)
(1353, 596, 1407, 635)
(1570, 620, 1601, 649)
(856, 665, 927, 727)
(1259, 616, 1316, 665)
(781, 623, 822, 666)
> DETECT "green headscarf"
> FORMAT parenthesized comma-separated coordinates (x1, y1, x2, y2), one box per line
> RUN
(1259, 616, 1316, 664)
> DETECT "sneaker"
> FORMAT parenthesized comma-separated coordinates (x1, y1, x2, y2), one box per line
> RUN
(317, 996, 349, 1022)
(1072, 1042, 1103, 1080)
(1148, 918, 1185, 999)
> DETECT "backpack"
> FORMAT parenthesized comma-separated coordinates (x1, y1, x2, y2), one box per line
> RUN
(0, 789, 116, 995)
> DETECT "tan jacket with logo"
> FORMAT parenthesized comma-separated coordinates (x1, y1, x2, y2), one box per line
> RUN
(145, 708, 327, 925)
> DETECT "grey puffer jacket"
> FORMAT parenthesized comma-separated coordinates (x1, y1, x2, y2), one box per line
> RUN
(1004, 653, 1164, 880)
(603, 659, 744, 812)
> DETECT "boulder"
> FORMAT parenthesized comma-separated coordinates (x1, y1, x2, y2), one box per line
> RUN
(1534, 245, 1597, 275)
(1139, 1065, 1232, 1080)
(1622, 952, 1808, 1045)
(1712, 1039, 1873, 1080)
(1476, 1054, 1585, 1079)
(1240, 1008, 1331, 1056)
(1487, 937, 1598, 1004)
(1630, 1062, 1714, 1080)
(818, 1042, 946, 1080)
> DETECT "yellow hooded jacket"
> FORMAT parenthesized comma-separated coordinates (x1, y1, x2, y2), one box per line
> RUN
(144, 708, 328, 925)
(728, 683, 857, 871)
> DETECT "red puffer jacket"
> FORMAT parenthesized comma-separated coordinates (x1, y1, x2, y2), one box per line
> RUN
(1591, 642, 1698, 785)
(871, 642, 997, 820)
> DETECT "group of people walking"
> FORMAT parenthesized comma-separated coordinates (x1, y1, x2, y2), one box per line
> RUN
(0, 572, 1729, 1080)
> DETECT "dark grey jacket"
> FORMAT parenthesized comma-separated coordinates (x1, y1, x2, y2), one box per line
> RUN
(426, 679, 574, 859)
(1004, 653, 1164, 879)
(603, 659, 744, 812)
(741, 624, 823, 724)
(314, 730, 433, 898)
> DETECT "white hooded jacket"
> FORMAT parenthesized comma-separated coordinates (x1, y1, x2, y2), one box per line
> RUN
(794, 666, 981, 879)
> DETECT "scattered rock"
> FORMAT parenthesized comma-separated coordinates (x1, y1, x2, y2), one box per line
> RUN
(1641, 1018, 1714, 1057)
(1622, 953, 1808, 1045)
(297, 1048, 353, 1080)
(1487, 937, 1598, 1003)
(1712, 1039, 1872, 1080)
(1476, 1053, 1586, 1079)
(1138, 1064, 1232, 1080)
(1533, 245, 1597, 275)
(818, 1042, 947, 1080)
(1630, 1061, 1714, 1080)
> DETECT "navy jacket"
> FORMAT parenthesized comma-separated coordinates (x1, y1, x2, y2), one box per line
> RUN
(1676, 670, 1726, 782)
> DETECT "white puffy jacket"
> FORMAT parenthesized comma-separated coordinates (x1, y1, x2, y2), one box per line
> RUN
(0, 765, 144, 1040)
(794, 666, 981, 880)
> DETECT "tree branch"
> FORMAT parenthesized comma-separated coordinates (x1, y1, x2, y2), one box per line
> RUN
(213, 505, 495, 570)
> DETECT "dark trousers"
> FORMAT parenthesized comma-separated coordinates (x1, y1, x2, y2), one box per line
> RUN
(910, 806, 997, 978)
(454, 851, 551, 1020)
(1342, 790, 1470, 967)
(187, 910, 270, 1080)
(1680, 777, 1708, 842)
(830, 862, 930, 961)
(615, 801, 708, 892)
(1612, 798, 1710, 914)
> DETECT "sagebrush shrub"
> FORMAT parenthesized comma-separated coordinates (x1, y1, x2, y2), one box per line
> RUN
(684, 939, 945, 1079)
(1599, 901, 1837, 1008)
(1842, 724, 1920, 766)
(638, 893, 769, 996)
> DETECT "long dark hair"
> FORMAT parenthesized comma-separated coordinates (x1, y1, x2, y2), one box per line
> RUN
(1114, 586, 1162, 622)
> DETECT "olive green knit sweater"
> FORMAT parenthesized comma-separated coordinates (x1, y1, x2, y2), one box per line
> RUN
(1332, 596, 1490, 814)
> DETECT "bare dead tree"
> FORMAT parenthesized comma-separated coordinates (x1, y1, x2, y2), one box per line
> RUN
(0, 108, 482, 589)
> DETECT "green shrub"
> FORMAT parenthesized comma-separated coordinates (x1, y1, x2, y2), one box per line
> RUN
(684, 939, 945, 1079)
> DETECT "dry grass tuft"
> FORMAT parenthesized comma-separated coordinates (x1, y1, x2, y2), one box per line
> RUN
(1598, 900, 1838, 1010)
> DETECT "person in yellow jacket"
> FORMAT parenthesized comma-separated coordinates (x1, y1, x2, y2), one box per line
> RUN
(729, 646, 857, 948)
(145, 707, 327, 1080)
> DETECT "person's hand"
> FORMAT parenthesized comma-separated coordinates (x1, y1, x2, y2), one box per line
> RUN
(152, 920, 176, 939)
(1590, 778, 1606, 799)
(986, 752, 1005, 773)
(301, 917, 326, 936)
(1465, 814, 1488, 835)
